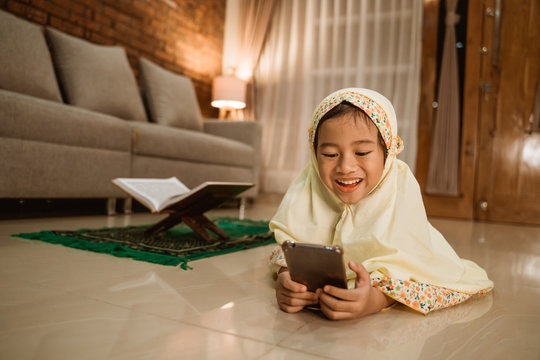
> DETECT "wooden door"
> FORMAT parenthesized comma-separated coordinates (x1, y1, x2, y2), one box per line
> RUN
(475, 0, 540, 225)
(416, 0, 540, 225)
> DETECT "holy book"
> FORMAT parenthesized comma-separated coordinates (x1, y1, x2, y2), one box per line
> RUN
(112, 177, 253, 213)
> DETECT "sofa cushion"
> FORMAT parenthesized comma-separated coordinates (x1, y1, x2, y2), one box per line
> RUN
(139, 58, 203, 131)
(131, 122, 253, 167)
(0, 89, 131, 152)
(46, 27, 147, 122)
(0, 138, 130, 198)
(0, 11, 62, 102)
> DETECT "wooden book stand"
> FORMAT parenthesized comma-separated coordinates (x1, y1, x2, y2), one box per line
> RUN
(144, 183, 253, 242)
(145, 212, 229, 242)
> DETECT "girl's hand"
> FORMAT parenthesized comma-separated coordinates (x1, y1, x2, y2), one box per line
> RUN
(316, 261, 394, 320)
(275, 268, 319, 313)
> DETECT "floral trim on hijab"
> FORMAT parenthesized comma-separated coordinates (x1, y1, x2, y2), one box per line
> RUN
(308, 89, 403, 156)
(372, 277, 476, 315)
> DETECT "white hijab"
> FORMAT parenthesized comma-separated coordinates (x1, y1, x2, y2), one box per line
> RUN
(270, 88, 493, 293)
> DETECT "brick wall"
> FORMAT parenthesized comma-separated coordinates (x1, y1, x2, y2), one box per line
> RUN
(0, 0, 226, 118)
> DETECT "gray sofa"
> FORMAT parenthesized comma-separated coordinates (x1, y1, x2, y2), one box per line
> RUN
(0, 10, 261, 212)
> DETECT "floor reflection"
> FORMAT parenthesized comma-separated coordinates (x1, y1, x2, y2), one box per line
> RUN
(0, 197, 539, 359)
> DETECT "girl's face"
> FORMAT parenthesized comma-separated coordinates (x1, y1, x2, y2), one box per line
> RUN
(316, 114, 385, 204)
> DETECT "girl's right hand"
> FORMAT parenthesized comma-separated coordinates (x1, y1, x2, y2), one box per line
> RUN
(275, 269, 319, 313)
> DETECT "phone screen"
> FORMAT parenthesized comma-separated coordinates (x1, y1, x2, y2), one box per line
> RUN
(281, 241, 347, 292)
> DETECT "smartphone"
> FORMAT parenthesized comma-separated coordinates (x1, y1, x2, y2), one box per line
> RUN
(281, 240, 347, 292)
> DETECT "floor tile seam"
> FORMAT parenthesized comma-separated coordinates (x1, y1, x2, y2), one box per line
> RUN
(0, 315, 129, 336)
(0, 299, 135, 335)
(88, 293, 275, 328)
(271, 320, 333, 356)
(256, 346, 279, 359)
(85, 297, 237, 331)
(175, 315, 306, 347)
(173, 318, 283, 346)
(260, 319, 334, 360)
(255, 344, 334, 360)
(81, 299, 279, 346)
(0, 290, 128, 314)
(271, 343, 338, 360)
(88, 296, 142, 313)
(87, 298, 196, 326)
(172, 295, 316, 340)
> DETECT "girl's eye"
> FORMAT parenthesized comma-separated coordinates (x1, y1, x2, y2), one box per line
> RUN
(322, 153, 338, 158)
(356, 151, 371, 156)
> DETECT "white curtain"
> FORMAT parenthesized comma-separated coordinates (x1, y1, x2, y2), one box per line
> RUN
(235, 0, 277, 119)
(255, 0, 423, 193)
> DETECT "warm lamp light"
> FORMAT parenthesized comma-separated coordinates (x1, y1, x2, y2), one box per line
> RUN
(211, 76, 247, 118)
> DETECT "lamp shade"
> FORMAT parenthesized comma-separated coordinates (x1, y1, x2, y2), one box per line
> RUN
(211, 76, 247, 109)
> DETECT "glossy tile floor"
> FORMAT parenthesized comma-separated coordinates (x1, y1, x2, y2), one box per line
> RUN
(1, 193, 539, 359)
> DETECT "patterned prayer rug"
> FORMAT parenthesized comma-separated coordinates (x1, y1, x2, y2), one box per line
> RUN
(12, 217, 275, 269)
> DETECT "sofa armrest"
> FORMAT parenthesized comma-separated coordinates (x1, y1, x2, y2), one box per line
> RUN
(203, 119, 262, 197)
(203, 119, 262, 148)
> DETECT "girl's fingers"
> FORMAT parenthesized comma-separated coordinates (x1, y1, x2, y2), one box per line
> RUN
(283, 278, 308, 292)
(277, 272, 308, 292)
(277, 290, 319, 314)
(278, 292, 318, 307)
(321, 285, 358, 302)
(317, 288, 354, 312)
(319, 300, 353, 320)
(277, 295, 304, 313)
(276, 273, 319, 308)
(349, 261, 370, 288)
(280, 288, 318, 301)
(278, 302, 306, 313)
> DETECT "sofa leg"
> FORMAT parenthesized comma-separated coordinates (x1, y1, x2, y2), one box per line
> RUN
(123, 197, 132, 214)
(239, 197, 246, 220)
(106, 198, 116, 216)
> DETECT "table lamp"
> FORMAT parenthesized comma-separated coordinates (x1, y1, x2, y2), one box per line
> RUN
(211, 75, 247, 119)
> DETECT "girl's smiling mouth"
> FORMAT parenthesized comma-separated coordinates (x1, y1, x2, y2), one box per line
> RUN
(335, 178, 362, 193)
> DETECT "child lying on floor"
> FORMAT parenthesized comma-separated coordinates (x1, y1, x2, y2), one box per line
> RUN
(269, 88, 493, 320)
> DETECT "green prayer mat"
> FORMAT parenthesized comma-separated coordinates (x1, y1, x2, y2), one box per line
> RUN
(12, 217, 275, 269)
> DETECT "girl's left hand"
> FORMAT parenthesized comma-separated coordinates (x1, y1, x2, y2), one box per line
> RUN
(316, 261, 394, 320)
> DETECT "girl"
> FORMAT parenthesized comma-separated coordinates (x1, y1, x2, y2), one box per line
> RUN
(269, 88, 493, 320)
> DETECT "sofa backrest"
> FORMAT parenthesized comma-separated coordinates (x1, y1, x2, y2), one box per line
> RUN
(0, 10, 63, 103)
(0, 10, 208, 128)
